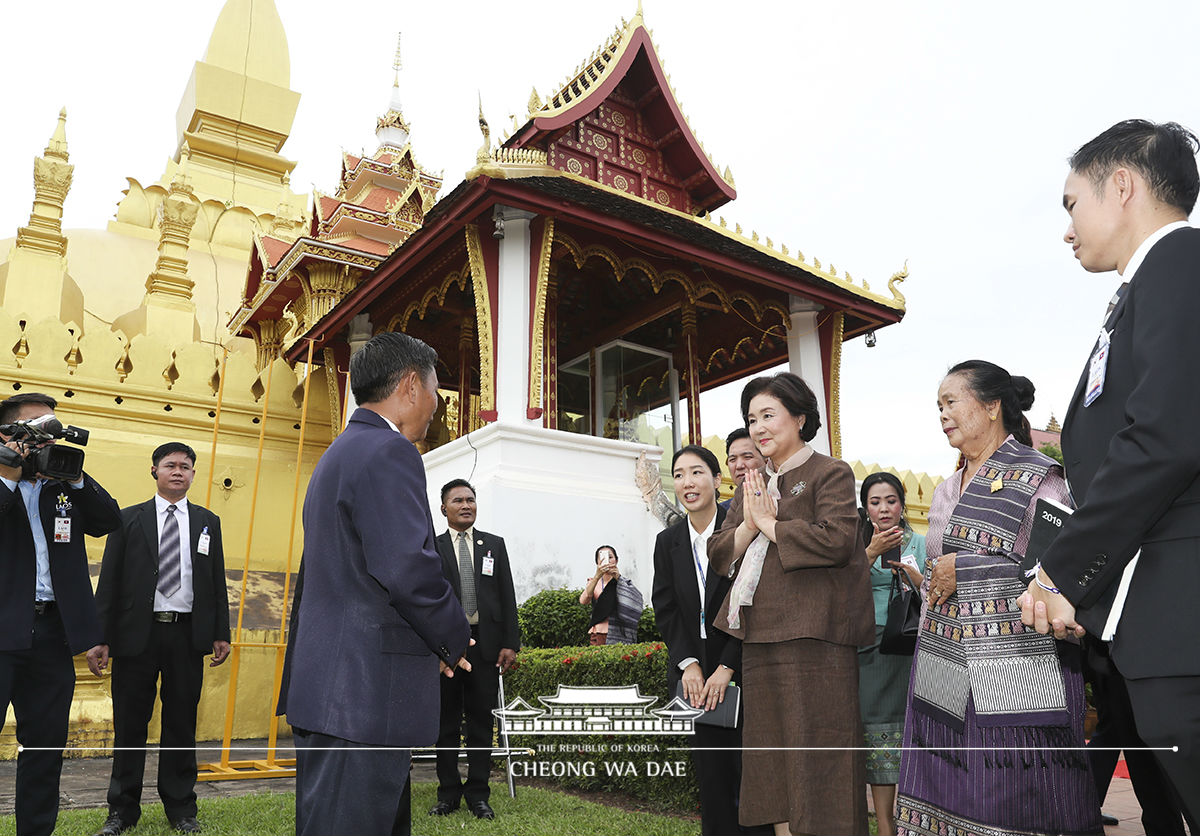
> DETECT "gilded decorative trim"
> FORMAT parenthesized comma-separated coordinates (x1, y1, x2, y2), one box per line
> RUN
(528, 217, 555, 414)
(392, 265, 471, 331)
(323, 347, 341, 440)
(552, 232, 792, 327)
(830, 311, 844, 459)
(464, 225, 496, 414)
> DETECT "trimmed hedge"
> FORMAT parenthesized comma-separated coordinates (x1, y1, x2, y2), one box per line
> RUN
(500, 642, 698, 814)
(518, 588, 662, 648)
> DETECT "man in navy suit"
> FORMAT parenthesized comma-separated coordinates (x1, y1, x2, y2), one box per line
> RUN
(90, 442, 231, 835)
(0, 392, 122, 836)
(1022, 120, 1200, 829)
(279, 332, 471, 836)
(431, 480, 520, 821)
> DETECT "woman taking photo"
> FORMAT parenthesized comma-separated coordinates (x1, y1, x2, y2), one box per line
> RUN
(580, 546, 640, 645)
(709, 372, 873, 836)
(857, 472, 925, 836)
(896, 361, 1100, 836)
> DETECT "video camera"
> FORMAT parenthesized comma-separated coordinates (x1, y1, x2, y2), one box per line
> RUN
(0, 414, 90, 482)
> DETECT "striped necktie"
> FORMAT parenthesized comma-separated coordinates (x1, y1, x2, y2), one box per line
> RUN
(157, 504, 182, 598)
(457, 531, 477, 618)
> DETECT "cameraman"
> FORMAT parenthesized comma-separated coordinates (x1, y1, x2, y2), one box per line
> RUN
(0, 392, 121, 836)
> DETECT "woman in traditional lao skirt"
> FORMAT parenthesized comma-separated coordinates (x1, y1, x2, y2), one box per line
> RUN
(857, 472, 927, 836)
(896, 361, 1101, 836)
(709, 372, 874, 835)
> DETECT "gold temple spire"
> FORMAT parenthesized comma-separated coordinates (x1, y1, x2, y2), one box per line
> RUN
(45, 108, 69, 162)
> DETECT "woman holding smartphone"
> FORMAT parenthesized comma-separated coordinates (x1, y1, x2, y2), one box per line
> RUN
(856, 472, 925, 836)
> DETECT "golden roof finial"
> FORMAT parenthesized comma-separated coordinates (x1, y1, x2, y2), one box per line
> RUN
(393, 32, 403, 81)
(634, 0, 644, 22)
(527, 86, 543, 115)
(171, 143, 194, 193)
(45, 107, 69, 162)
(476, 93, 492, 165)
(1046, 413, 1062, 433)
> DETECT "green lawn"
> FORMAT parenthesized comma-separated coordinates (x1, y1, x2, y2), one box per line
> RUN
(0, 783, 701, 835)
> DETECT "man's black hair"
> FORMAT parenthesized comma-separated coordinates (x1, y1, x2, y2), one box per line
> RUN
(440, 478, 476, 503)
(1071, 119, 1200, 214)
(0, 393, 57, 425)
(350, 332, 438, 405)
(152, 442, 197, 467)
(724, 427, 751, 455)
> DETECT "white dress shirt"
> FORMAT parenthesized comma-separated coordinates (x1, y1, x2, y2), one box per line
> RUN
(154, 494, 194, 613)
(678, 513, 716, 672)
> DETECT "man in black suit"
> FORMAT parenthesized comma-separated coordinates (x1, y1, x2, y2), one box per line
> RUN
(278, 332, 471, 836)
(89, 442, 231, 835)
(430, 479, 520, 821)
(1021, 119, 1200, 829)
(0, 392, 122, 836)
(653, 445, 767, 836)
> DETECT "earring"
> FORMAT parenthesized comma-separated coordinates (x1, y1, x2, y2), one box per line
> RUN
(989, 413, 997, 421)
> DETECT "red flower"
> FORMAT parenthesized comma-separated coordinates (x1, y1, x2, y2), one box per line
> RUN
(644, 650, 653, 657)
(622, 654, 632, 661)
(562, 657, 574, 665)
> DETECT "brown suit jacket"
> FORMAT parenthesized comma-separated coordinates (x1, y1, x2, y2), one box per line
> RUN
(708, 451, 873, 647)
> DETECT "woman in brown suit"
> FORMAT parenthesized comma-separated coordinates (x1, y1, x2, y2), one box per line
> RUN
(709, 372, 874, 836)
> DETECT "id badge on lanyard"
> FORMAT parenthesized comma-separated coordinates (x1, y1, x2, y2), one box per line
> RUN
(1084, 327, 1111, 407)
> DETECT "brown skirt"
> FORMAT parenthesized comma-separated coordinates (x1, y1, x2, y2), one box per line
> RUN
(740, 638, 868, 835)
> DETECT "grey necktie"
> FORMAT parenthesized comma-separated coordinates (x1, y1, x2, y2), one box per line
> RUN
(457, 531, 477, 618)
(157, 504, 181, 598)
(1104, 282, 1129, 324)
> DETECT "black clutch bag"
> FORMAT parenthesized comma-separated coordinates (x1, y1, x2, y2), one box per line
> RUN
(879, 568, 922, 655)
(673, 681, 741, 728)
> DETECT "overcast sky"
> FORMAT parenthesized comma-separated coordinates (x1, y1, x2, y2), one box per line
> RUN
(1, 0, 1196, 477)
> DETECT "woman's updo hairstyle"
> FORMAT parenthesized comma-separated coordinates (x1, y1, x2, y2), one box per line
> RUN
(946, 360, 1035, 447)
(740, 372, 822, 443)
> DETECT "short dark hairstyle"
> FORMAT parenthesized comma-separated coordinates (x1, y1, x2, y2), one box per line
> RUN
(152, 442, 196, 467)
(0, 393, 57, 425)
(724, 427, 751, 454)
(1070, 119, 1200, 214)
(595, 544, 618, 564)
(350, 332, 438, 405)
(945, 360, 1035, 447)
(440, 478, 476, 503)
(739, 372, 821, 443)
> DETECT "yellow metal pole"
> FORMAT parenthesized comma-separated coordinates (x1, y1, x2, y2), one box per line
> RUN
(204, 345, 230, 508)
(217, 358, 275, 768)
(266, 340, 314, 765)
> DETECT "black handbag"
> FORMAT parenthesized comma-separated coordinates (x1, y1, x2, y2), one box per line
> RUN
(879, 568, 922, 655)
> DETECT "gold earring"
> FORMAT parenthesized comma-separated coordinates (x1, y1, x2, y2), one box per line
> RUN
(989, 414, 997, 421)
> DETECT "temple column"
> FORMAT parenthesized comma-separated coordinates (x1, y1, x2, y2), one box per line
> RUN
(494, 205, 540, 427)
(786, 296, 830, 455)
(457, 317, 474, 438)
(680, 302, 702, 444)
(544, 271, 559, 430)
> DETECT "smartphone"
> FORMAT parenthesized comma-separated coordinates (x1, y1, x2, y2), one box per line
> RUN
(880, 544, 901, 567)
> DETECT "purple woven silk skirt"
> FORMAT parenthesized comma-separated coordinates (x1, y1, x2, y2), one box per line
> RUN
(897, 635, 1102, 836)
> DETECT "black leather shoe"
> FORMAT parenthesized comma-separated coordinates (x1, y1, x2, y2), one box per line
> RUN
(468, 800, 495, 820)
(428, 801, 459, 816)
(1101, 813, 1119, 827)
(172, 816, 202, 833)
(93, 814, 134, 836)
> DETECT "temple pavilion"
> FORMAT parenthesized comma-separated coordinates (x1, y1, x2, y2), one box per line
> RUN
(230, 8, 908, 594)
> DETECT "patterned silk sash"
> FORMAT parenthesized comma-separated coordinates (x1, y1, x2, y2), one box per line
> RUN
(912, 439, 1070, 729)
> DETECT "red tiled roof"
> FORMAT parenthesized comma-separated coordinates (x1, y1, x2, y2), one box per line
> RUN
(338, 236, 392, 256)
(260, 235, 293, 268)
(357, 188, 402, 212)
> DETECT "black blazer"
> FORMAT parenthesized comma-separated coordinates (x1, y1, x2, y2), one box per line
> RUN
(0, 472, 121, 654)
(95, 498, 231, 657)
(435, 528, 521, 663)
(651, 506, 741, 691)
(1045, 227, 1200, 678)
